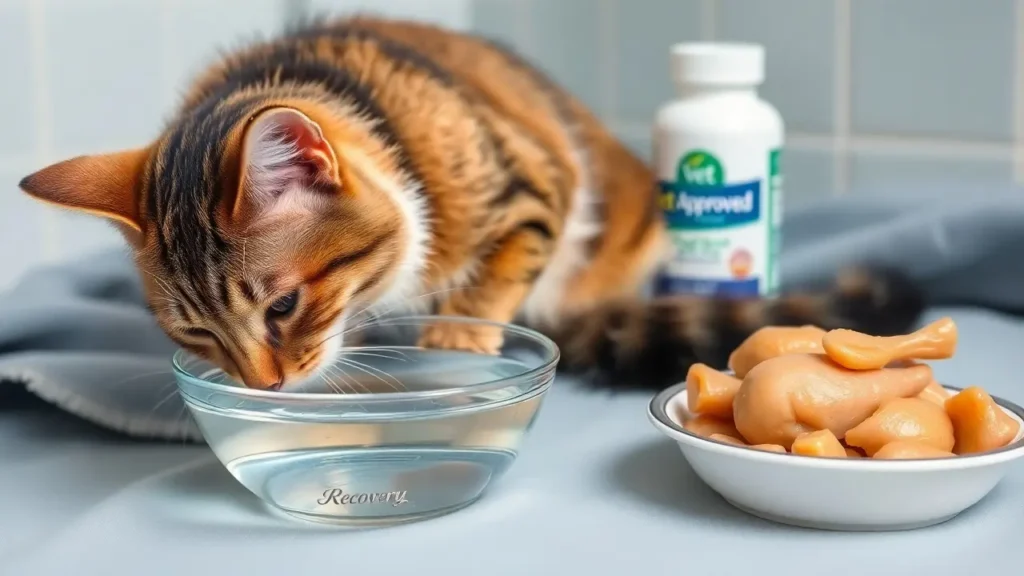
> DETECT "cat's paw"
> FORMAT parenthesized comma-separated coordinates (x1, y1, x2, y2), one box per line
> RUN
(418, 322, 504, 356)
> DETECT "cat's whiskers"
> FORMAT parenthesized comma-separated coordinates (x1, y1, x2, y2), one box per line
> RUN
(106, 369, 176, 391)
(323, 367, 374, 413)
(141, 270, 177, 299)
(320, 364, 345, 393)
(320, 285, 438, 344)
(319, 371, 344, 395)
(327, 363, 371, 394)
(307, 285, 483, 371)
(339, 350, 409, 362)
(337, 358, 404, 391)
(150, 387, 183, 415)
(339, 366, 373, 395)
(240, 237, 249, 282)
(147, 303, 175, 315)
(176, 402, 195, 445)
(353, 346, 413, 360)
(208, 370, 231, 384)
(319, 284, 479, 359)
(343, 284, 475, 333)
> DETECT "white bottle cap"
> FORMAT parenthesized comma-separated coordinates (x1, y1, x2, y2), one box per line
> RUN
(671, 42, 765, 87)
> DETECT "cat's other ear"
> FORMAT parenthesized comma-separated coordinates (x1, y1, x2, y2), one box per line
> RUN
(18, 149, 149, 242)
(234, 107, 342, 222)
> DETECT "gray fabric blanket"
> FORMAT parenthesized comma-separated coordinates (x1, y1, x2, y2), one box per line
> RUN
(3, 186, 1024, 441)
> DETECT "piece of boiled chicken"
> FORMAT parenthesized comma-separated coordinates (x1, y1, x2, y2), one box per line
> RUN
(728, 325, 826, 378)
(732, 353, 933, 448)
(822, 317, 957, 371)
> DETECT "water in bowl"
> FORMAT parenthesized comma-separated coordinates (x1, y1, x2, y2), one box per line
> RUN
(182, 348, 547, 526)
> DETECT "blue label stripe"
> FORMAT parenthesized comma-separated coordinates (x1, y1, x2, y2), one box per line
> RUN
(655, 276, 761, 298)
(659, 179, 761, 229)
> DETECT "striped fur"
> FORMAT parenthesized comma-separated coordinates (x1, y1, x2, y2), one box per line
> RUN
(17, 15, 925, 391)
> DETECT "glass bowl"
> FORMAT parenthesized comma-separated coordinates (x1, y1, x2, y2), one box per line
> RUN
(172, 315, 559, 527)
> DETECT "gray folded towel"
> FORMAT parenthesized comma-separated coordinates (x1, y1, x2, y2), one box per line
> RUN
(4, 186, 1024, 440)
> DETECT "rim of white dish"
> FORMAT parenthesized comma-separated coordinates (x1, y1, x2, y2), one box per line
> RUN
(648, 381, 1024, 470)
(172, 314, 560, 402)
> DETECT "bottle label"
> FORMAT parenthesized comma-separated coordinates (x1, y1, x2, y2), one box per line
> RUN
(655, 148, 781, 298)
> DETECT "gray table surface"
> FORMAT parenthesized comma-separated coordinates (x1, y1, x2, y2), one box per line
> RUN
(2, 307, 1021, 576)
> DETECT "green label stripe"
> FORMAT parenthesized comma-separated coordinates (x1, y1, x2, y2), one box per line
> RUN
(767, 148, 781, 294)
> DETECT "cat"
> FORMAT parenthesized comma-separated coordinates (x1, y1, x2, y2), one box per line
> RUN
(17, 15, 924, 392)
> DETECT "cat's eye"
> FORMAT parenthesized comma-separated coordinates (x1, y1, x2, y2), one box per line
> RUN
(268, 290, 299, 318)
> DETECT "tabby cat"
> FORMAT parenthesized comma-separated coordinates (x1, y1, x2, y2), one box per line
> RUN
(17, 16, 924, 391)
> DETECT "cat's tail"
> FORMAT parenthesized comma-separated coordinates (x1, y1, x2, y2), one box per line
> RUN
(548, 265, 926, 391)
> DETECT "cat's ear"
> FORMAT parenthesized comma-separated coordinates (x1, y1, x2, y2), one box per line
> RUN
(18, 149, 148, 238)
(235, 107, 342, 221)
(334, 142, 409, 199)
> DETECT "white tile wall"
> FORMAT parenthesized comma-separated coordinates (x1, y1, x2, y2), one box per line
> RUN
(307, 0, 471, 29)
(0, 2, 37, 159)
(613, 0, 702, 123)
(851, 0, 1016, 141)
(471, 0, 1024, 205)
(0, 162, 50, 285)
(47, 1, 167, 154)
(0, 0, 470, 291)
(45, 0, 171, 260)
(526, 0, 605, 116)
(717, 0, 837, 134)
(850, 149, 1017, 198)
(163, 0, 287, 112)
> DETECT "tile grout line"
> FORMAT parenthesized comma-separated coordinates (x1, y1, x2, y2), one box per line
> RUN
(1014, 0, 1024, 184)
(700, 0, 717, 41)
(823, 136, 1014, 159)
(26, 0, 60, 262)
(832, 0, 851, 197)
(610, 122, 1015, 158)
(598, 0, 619, 122)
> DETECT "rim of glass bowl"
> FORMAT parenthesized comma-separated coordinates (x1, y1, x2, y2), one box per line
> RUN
(171, 314, 560, 405)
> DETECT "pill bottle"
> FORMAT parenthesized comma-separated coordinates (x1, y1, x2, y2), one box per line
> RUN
(653, 42, 784, 298)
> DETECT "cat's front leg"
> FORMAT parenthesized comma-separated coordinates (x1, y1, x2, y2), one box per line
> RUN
(419, 222, 556, 354)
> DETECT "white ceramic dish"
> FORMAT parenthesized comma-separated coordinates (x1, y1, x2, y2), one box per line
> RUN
(648, 382, 1024, 531)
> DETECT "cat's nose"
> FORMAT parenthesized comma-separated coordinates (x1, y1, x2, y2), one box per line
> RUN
(243, 375, 283, 390)
(235, 365, 284, 390)
(229, 343, 284, 390)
